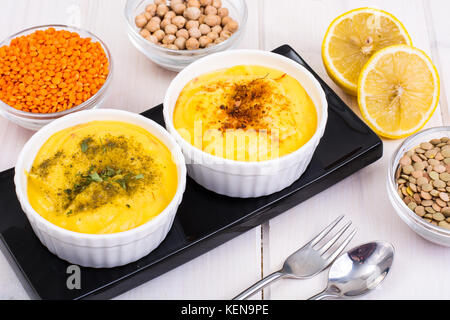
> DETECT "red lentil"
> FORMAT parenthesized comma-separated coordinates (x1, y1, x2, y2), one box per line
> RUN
(0, 27, 109, 114)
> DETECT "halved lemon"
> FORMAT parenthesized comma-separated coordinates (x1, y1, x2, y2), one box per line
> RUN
(358, 45, 440, 139)
(322, 7, 412, 95)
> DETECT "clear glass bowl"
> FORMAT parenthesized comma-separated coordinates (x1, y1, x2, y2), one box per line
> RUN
(0, 25, 113, 131)
(124, 0, 248, 71)
(387, 126, 450, 246)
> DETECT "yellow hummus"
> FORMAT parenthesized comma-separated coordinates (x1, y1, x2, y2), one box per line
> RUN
(173, 65, 318, 161)
(27, 121, 178, 234)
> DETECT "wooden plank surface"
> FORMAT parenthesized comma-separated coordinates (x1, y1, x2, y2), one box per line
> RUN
(0, 0, 262, 300)
(0, 0, 449, 300)
(261, 0, 450, 300)
(428, 0, 450, 125)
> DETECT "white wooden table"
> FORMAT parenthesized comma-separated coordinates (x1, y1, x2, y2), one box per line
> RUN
(1, 0, 449, 300)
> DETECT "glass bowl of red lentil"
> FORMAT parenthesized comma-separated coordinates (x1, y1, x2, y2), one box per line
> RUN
(387, 126, 450, 246)
(0, 24, 113, 131)
(124, 0, 247, 72)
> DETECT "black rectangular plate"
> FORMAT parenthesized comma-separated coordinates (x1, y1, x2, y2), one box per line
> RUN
(0, 45, 382, 300)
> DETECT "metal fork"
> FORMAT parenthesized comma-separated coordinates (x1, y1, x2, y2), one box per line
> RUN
(233, 216, 356, 300)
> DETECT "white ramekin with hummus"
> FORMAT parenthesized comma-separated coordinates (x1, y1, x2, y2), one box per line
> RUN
(14, 109, 186, 268)
(163, 50, 328, 198)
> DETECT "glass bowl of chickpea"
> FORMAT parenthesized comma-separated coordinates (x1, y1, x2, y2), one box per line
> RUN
(124, 0, 248, 71)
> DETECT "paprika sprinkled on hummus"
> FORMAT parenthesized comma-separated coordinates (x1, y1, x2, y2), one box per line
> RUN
(173, 65, 318, 161)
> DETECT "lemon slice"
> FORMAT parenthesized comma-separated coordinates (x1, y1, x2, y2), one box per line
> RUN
(358, 45, 440, 139)
(322, 7, 412, 95)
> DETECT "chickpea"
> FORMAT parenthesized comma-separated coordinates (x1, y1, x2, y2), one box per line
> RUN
(144, 12, 153, 20)
(162, 34, 176, 44)
(204, 14, 221, 27)
(171, 0, 183, 5)
(186, 37, 200, 50)
(211, 25, 222, 34)
(189, 27, 202, 39)
(198, 14, 206, 24)
(150, 16, 162, 24)
(167, 44, 179, 50)
(157, 4, 169, 17)
(145, 3, 157, 16)
(145, 35, 159, 44)
(135, 14, 148, 28)
(161, 19, 171, 29)
(212, 0, 222, 8)
(184, 6, 201, 20)
(146, 20, 160, 33)
(140, 29, 151, 38)
(172, 3, 186, 15)
(199, 0, 212, 6)
(214, 36, 226, 44)
(220, 30, 232, 39)
(207, 31, 219, 41)
(187, 0, 201, 8)
(153, 29, 165, 41)
(165, 24, 178, 35)
(224, 19, 239, 32)
(172, 15, 186, 28)
(204, 5, 217, 15)
(176, 28, 189, 39)
(165, 10, 176, 20)
(221, 16, 232, 27)
(154, 0, 165, 5)
(174, 37, 187, 49)
(217, 7, 228, 18)
(199, 35, 212, 48)
(199, 23, 211, 35)
(186, 20, 200, 30)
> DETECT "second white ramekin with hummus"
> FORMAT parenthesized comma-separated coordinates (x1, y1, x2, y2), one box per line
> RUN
(164, 50, 328, 198)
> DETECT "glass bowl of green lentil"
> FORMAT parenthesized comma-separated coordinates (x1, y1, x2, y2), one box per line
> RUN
(388, 126, 450, 246)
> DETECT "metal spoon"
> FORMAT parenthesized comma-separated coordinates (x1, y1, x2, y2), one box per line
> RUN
(308, 241, 394, 300)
